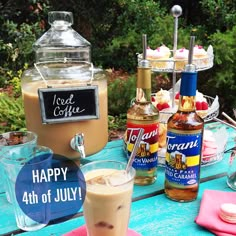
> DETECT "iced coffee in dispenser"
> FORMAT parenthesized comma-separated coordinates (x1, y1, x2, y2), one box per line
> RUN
(21, 11, 108, 159)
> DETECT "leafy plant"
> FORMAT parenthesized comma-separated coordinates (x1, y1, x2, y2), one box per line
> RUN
(108, 74, 136, 116)
(207, 26, 236, 115)
(108, 114, 127, 131)
(0, 0, 49, 88)
(0, 93, 26, 132)
(200, 0, 236, 32)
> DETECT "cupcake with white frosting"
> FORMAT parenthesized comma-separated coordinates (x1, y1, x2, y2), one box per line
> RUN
(193, 45, 209, 68)
(174, 48, 189, 71)
(152, 45, 171, 69)
(146, 47, 155, 59)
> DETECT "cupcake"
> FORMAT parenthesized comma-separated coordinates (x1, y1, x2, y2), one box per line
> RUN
(152, 45, 171, 69)
(152, 89, 171, 110)
(146, 46, 155, 59)
(146, 47, 155, 67)
(174, 48, 189, 71)
(195, 90, 209, 118)
(193, 45, 209, 68)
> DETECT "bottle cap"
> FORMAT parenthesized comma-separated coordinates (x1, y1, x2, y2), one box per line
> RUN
(180, 36, 197, 96)
(138, 34, 151, 68)
(184, 36, 196, 72)
(180, 71, 197, 96)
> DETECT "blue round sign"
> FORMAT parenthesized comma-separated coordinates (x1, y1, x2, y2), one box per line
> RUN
(15, 154, 86, 224)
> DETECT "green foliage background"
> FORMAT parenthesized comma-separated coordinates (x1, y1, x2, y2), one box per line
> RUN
(0, 0, 236, 132)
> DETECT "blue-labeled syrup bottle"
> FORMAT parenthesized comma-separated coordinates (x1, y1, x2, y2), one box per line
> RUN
(164, 36, 204, 202)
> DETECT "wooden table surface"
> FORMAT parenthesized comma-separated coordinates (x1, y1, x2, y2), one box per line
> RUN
(0, 122, 235, 236)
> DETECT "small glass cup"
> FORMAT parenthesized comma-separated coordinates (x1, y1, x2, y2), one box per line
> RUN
(1, 145, 52, 231)
(227, 147, 236, 190)
(81, 160, 135, 236)
(0, 131, 37, 202)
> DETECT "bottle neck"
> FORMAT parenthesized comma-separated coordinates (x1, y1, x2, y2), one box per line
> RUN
(51, 20, 71, 30)
(136, 67, 152, 102)
(178, 71, 197, 112)
(178, 95, 196, 112)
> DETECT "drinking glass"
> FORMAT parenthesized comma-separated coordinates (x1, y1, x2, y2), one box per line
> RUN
(81, 160, 135, 236)
(0, 131, 37, 202)
(227, 147, 236, 190)
(1, 145, 52, 231)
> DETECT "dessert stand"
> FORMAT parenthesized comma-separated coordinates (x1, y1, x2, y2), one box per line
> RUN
(137, 5, 217, 119)
(134, 5, 224, 167)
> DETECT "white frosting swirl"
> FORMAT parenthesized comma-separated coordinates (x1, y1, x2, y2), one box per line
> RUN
(174, 48, 189, 59)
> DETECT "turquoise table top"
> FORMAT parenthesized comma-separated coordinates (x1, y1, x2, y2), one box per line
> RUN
(0, 122, 236, 236)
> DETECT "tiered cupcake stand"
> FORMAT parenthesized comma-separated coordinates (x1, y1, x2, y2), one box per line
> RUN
(135, 5, 223, 167)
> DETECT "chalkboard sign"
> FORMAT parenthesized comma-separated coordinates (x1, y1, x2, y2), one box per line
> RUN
(38, 86, 99, 124)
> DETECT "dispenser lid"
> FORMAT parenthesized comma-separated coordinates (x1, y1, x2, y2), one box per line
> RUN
(33, 11, 91, 61)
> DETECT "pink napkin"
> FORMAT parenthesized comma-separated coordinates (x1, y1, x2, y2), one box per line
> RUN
(195, 190, 236, 236)
(63, 225, 141, 236)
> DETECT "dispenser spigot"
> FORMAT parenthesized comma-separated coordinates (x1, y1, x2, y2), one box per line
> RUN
(70, 133, 86, 158)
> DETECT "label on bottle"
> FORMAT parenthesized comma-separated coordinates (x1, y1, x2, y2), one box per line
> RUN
(165, 129, 202, 186)
(126, 122, 158, 169)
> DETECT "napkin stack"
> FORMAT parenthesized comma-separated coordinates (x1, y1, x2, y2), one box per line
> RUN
(195, 190, 236, 235)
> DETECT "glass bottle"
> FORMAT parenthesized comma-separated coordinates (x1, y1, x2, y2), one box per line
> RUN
(164, 61, 204, 201)
(227, 148, 236, 190)
(126, 35, 159, 185)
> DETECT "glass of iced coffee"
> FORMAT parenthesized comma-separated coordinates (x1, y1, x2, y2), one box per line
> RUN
(81, 160, 135, 236)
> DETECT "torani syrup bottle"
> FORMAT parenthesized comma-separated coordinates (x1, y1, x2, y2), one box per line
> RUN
(126, 35, 159, 185)
(164, 36, 204, 201)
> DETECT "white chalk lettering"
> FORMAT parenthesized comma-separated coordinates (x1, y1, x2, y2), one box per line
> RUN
(52, 93, 85, 117)
(53, 94, 75, 106)
(53, 105, 85, 117)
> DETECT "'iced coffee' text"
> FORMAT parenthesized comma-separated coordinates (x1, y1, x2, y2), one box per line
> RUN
(52, 93, 85, 117)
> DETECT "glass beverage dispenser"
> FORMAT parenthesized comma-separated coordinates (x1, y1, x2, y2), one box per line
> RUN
(21, 11, 108, 159)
